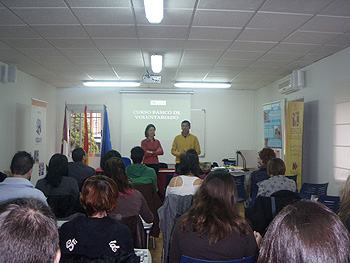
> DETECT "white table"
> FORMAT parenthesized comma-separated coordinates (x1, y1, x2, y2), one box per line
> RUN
(135, 249, 152, 263)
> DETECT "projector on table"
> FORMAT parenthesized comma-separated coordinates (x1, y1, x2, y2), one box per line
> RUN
(142, 74, 161, 84)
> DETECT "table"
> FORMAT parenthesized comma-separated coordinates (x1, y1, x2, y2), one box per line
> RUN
(135, 249, 152, 263)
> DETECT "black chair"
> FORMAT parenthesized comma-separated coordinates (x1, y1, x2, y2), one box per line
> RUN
(134, 183, 162, 239)
(317, 195, 340, 213)
(180, 255, 256, 263)
(163, 173, 174, 197)
(122, 157, 132, 167)
(299, 182, 328, 199)
(233, 175, 246, 204)
(159, 162, 168, 168)
(286, 175, 297, 182)
(60, 249, 139, 263)
(245, 190, 301, 235)
(116, 215, 147, 249)
(47, 194, 85, 219)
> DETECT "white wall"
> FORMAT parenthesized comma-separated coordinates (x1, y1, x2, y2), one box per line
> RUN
(255, 46, 350, 195)
(0, 62, 57, 180)
(4, 47, 350, 195)
(56, 88, 256, 168)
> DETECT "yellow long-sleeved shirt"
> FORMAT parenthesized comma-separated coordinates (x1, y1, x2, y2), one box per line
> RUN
(171, 133, 201, 163)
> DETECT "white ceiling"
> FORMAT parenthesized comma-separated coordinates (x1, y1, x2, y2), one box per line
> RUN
(0, 0, 349, 90)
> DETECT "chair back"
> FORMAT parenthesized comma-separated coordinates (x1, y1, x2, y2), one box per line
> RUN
(116, 215, 147, 249)
(233, 175, 246, 203)
(158, 194, 194, 263)
(245, 190, 301, 235)
(159, 162, 168, 168)
(47, 194, 85, 219)
(317, 195, 340, 213)
(299, 182, 328, 199)
(180, 255, 256, 263)
(134, 183, 162, 237)
(286, 175, 297, 182)
(164, 173, 174, 197)
(122, 157, 132, 167)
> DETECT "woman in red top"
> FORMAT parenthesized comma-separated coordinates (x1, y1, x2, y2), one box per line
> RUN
(141, 124, 164, 174)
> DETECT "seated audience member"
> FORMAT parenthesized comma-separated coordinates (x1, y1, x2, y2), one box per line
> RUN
(0, 198, 61, 263)
(339, 175, 350, 231)
(100, 150, 122, 171)
(169, 170, 260, 263)
(257, 200, 350, 263)
(126, 146, 158, 192)
(257, 158, 296, 197)
(36, 154, 79, 198)
(166, 149, 203, 197)
(0, 151, 47, 204)
(173, 149, 206, 179)
(104, 157, 153, 223)
(59, 175, 135, 261)
(0, 171, 6, 182)
(36, 154, 81, 218)
(68, 147, 95, 190)
(250, 147, 276, 198)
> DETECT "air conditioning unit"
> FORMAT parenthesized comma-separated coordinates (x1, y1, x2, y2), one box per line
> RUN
(278, 70, 305, 95)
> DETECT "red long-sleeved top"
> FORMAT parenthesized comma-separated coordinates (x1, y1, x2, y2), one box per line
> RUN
(141, 138, 164, 164)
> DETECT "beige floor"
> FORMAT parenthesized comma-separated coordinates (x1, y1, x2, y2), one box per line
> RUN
(149, 203, 246, 263)
(149, 233, 163, 263)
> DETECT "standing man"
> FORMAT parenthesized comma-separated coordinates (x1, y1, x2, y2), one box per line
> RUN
(171, 120, 201, 172)
(68, 147, 95, 191)
(0, 151, 47, 204)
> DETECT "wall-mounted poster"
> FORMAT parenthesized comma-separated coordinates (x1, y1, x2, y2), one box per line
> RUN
(263, 100, 286, 158)
(34, 150, 39, 164)
(31, 98, 47, 184)
(285, 100, 304, 190)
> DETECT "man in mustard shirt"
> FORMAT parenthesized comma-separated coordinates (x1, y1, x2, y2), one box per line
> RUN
(171, 120, 201, 172)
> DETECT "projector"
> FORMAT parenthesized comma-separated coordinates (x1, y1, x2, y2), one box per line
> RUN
(142, 74, 161, 84)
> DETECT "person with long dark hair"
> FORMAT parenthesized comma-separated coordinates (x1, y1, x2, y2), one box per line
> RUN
(104, 157, 153, 223)
(36, 153, 79, 198)
(141, 124, 164, 174)
(258, 200, 350, 263)
(169, 170, 260, 262)
(165, 149, 203, 197)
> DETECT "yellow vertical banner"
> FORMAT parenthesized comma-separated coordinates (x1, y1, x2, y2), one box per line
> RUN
(285, 100, 304, 190)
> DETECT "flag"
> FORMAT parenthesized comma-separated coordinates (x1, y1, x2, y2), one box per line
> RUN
(84, 106, 89, 165)
(60, 106, 68, 155)
(100, 106, 112, 167)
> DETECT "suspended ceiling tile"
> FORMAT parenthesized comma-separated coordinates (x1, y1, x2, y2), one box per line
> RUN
(11, 8, 79, 25)
(189, 27, 241, 41)
(260, 0, 334, 14)
(186, 39, 231, 50)
(32, 25, 88, 38)
(138, 25, 188, 39)
(71, 8, 133, 25)
(284, 31, 342, 45)
(0, 25, 40, 38)
(229, 41, 277, 52)
(193, 10, 254, 27)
